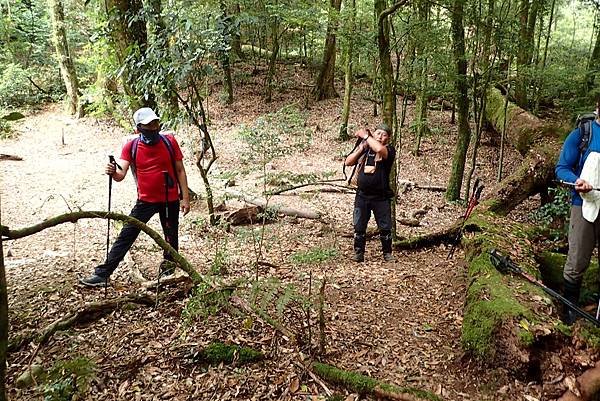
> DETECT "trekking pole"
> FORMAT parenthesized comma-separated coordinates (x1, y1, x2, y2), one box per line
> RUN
(447, 179, 484, 259)
(489, 249, 600, 327)
(156, 171, 170, 308)
(556, 180, 600, 191)
(106, 155, 121, 295)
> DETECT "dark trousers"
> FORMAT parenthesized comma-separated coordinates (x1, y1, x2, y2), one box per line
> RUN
(95, 200, 180, 278)
(353, 194, 393, 254)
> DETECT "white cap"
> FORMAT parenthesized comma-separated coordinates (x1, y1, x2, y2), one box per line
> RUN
(133, 107, 160, 125)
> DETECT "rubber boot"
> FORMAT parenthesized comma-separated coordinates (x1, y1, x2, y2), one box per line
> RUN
(563, 279, 582, 325)
(380, 230, 394, 262)
(353, 232, 366, 262)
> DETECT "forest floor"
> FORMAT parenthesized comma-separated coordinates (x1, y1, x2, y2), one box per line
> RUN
(0, 62, 578, 401)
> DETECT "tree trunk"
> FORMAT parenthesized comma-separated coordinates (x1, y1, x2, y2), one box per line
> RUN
(413, 0, 430, 155)
(339, 0, 356, 141)
(230, 3, 245, 60)
(48, 0, 81, 117)
(146, 0, 179, 119)
(219, 1, 235, 105)
(446, 0, 471, 201)
(514, 0, 538, 109)
(586, 14, 600, 92)
(105, 0, 155, 110)
(265, 13, 279, 103)
(375, 0, 397, 128)
(314, 0, 342, 100)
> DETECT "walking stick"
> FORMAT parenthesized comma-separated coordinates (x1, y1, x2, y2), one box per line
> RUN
(447, 179, 484, 259)
(489, 249, 600, 327)
(105, 155, 121, 294)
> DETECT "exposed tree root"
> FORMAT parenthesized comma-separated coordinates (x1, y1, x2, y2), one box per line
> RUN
(9, 293, 155, 352)
(311, 362, 441, 401)
(557, 362, 600, 401)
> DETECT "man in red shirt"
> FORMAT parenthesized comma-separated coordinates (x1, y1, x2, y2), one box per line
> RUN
(80, 107, 191, 287)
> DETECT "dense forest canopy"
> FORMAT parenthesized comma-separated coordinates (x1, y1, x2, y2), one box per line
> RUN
(1, 0, 599, 124)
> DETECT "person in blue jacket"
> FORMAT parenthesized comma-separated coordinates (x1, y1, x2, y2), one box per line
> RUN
(555, 111, 600, 324)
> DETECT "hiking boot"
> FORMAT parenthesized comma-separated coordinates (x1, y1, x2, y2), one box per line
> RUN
(159, 260, 176, 277)
(79, 274, 109, 288)
(383, 253, 395, 262)
(352, 252, 365, 262)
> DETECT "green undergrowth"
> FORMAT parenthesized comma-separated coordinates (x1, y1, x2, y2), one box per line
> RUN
(580, 326, 600, 349)
(312, 362, 441, 401)
(538, 251, 599, 302)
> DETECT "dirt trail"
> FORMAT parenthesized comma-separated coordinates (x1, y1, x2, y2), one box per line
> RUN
(1, 99, 527, 400)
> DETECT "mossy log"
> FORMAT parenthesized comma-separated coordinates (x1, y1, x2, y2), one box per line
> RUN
(311, 362, 441, 401)
(192, 342, 263, 366)
(0, 211, 205, 285)
(459, 209, 559, 375)
(482, 88, 567, 215)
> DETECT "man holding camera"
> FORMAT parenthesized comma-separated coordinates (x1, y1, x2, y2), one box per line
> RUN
(345, 123, 396, 262)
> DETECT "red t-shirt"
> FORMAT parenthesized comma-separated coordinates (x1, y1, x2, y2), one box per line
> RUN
(121, 133, 184, 203)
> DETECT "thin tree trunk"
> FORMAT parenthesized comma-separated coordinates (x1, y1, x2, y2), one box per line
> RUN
(105, 0, 154, 110)
(446, 0, 471, 201)
(314, 0, 342, 100)
(146, 0, 179, 118)
(48, 0, 81, 117)
(586, 10, 600, 92)
(265, 13, 279, 102)
(219, 1, 234, 104)
(413, 0, 429, 156)
(339, 0, 356, 141)
(230, 3, 244, 59)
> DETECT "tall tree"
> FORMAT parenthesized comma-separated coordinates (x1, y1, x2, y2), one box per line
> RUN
(265, 5, 280, 102)
(314, 0, 342, 100)
(446, 0, 471, 201)
(586, 7, 600, 92)
(514, 0, 539, 108)
(413, 0, 430, 155)
(106, 0, 155, 110)
(48, 0, 81, 116)
(339, 0, 356, 140)
(218, 1, 235, 104)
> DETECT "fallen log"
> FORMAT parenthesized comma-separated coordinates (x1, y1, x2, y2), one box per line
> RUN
(311, 362, 440, 401)
(225, 189, 321, 220)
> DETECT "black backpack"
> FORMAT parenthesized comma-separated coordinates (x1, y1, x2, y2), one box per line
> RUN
(576, 113, 596, 166)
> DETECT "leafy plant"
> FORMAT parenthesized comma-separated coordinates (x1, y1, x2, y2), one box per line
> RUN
(290, 247, 338, 265)
(529, 187, 571, 231)
(39, 357, 97, 401)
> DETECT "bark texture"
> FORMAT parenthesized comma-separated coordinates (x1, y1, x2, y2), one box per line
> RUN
(314, 0, 342, 100)
(446, 0, 471, 201)
(48, 0, 81, 117)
